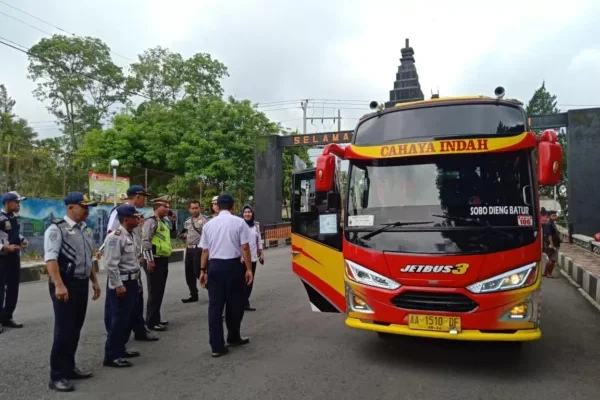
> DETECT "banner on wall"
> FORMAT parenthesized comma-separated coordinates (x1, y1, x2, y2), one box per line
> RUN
(88, 172, 130, 205)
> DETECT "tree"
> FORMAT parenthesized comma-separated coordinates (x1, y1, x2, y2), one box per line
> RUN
(76, 96, 307, 211)
(525, 81, 567, 211)
(27, 34, 130, 194)
(0, 84, 62, 195)
(0, 84, 16, 114)
(128, 46, 229, 106)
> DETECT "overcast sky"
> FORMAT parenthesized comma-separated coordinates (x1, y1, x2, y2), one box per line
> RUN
(1, 0, 599, 160)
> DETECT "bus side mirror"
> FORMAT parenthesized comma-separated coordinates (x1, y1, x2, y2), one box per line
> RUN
(316, 154, 336, 192)
(537, 129, 562, 186)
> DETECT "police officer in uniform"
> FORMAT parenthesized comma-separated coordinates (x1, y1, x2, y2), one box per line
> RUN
(141, 195, 172, 331)
(0, 191, 28, 333)
(199, 194, 253, 357)
(179, 200, 206, 303)
(44, 192, 102, 392)
(103, 205, 143, 368)
(104, 185, 158, 342)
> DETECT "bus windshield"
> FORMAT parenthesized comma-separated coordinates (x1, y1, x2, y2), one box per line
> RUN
(346, 150, 537, 254)
(354, 103, 526, 145)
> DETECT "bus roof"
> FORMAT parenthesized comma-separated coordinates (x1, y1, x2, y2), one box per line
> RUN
(392, 95, 524, 110)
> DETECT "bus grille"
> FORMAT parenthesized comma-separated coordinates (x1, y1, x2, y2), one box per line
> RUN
(391, 291, 478, 313)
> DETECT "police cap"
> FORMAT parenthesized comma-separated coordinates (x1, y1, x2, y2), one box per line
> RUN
(64, 191, 98, 207)
(2, 191, 26, 203)
(151, 195, 171, 206)
(116, 204, 142, 218)
(127, 185, 150, 197)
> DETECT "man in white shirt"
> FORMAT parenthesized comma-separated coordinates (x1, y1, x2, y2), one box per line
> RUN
(199, 194, 253, 357)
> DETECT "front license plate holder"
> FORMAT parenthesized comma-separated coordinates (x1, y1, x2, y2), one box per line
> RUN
(408, 314, 462, 332)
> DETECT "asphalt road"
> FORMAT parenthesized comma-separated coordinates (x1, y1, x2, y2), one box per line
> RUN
(1, 247, 599, 400)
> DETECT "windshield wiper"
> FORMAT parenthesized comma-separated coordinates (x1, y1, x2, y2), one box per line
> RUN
(361, 220, 434, 240)
(431, 214, 485, 226)
(431, 214, 514, 239)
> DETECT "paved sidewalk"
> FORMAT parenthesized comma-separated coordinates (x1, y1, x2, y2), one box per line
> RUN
(556, 243, 600, 306)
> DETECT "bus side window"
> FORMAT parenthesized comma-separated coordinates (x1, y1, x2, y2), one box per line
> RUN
(292, 170, 342, 251)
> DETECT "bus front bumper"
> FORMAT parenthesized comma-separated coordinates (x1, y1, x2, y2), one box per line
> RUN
(345, 317, 541, 341)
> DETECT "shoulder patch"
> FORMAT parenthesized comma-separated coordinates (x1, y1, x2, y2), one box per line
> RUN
(48, 230, 60, 241)
(114, 229, 122, 236)
(108, 238, 117, 249)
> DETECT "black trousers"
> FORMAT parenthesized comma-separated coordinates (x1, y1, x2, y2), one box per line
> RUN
(184, 247, 201, 296)
(245, 261, 257, 307)
(130, 273, 148, 338)
(104, 280, 138, 362)
(207, 258, 246, 352)
(49, 279, 89, 381)
(145, 257, 169, 327)
(0, 253, 20, 322)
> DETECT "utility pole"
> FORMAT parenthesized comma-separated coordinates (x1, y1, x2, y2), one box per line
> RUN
(301, 100, 308, 135)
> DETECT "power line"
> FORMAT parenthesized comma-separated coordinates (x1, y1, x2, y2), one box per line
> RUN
(0, 0, 135, 63)
(0, 37, 151, 101)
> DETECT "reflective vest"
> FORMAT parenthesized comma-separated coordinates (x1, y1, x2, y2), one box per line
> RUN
(150, 217, 172, 257)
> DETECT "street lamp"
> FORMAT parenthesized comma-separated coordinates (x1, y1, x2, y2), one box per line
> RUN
(110, 159, 119, 207)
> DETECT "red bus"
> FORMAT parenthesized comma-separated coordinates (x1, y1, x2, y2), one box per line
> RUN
(290, 93, 562, 343)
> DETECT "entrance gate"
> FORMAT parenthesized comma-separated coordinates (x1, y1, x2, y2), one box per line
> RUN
(253, 130, 353, 229)
(529, 109, 600, 237)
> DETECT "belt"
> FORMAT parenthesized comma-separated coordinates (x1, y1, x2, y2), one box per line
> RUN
(120, 271, 140, 281)
(187, 244, 199, 249)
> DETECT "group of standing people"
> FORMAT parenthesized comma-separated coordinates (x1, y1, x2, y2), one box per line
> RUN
(0, 185, 265, 392)
(15, 184, 263, 393)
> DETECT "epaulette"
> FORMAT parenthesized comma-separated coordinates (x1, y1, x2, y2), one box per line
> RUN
(114, 229, 122, 236)
(52, 218, 66, 225)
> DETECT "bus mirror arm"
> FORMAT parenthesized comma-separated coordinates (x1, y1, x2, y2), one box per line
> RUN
(322, 143, 346, 159)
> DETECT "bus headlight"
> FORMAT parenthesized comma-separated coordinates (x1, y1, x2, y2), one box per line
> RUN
(344, 259, 401, 290)
(466, 262, 538, 294)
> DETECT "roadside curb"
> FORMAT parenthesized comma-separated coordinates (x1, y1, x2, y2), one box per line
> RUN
(264, 238, 291, 249)
(547, 252, 600, 312)
(19, 249, 185, 284)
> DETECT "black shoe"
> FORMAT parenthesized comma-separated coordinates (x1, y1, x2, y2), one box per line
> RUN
(103, 358, 132, 368)
(67, 367, 93, 380)
(182, 295, 198, 303)
(122, 350, 140, 358)
(149, 324, 167, 331)
(160, 320, 169, 326)
(0, 324, 3, 334)
(226, 337, 250, 347)
(49, 378, 74, 392)
(211, 347, 229, 358)
(134, 333, 159, 341)
(245, 306, 256, 311)
(2, 319, 23, 328)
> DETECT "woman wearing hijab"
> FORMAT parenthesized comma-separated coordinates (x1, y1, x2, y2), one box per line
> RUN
(240, 204, 263, 311)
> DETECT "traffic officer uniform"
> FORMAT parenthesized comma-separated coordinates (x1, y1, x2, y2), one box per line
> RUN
(105, 185, 158, 342)
(199, 194, 252, 357)
(141, 195, 173, 330)
(0, 191, 27, 332)
(103, 205, 143, 368)
(180, 213, 206, 303)
(44, 192, 99, 392)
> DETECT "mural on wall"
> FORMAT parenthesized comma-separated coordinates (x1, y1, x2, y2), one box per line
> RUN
(15, 198, 189, 255)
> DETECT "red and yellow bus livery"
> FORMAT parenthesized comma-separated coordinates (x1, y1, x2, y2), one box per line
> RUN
(290, 91, 562, 343)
